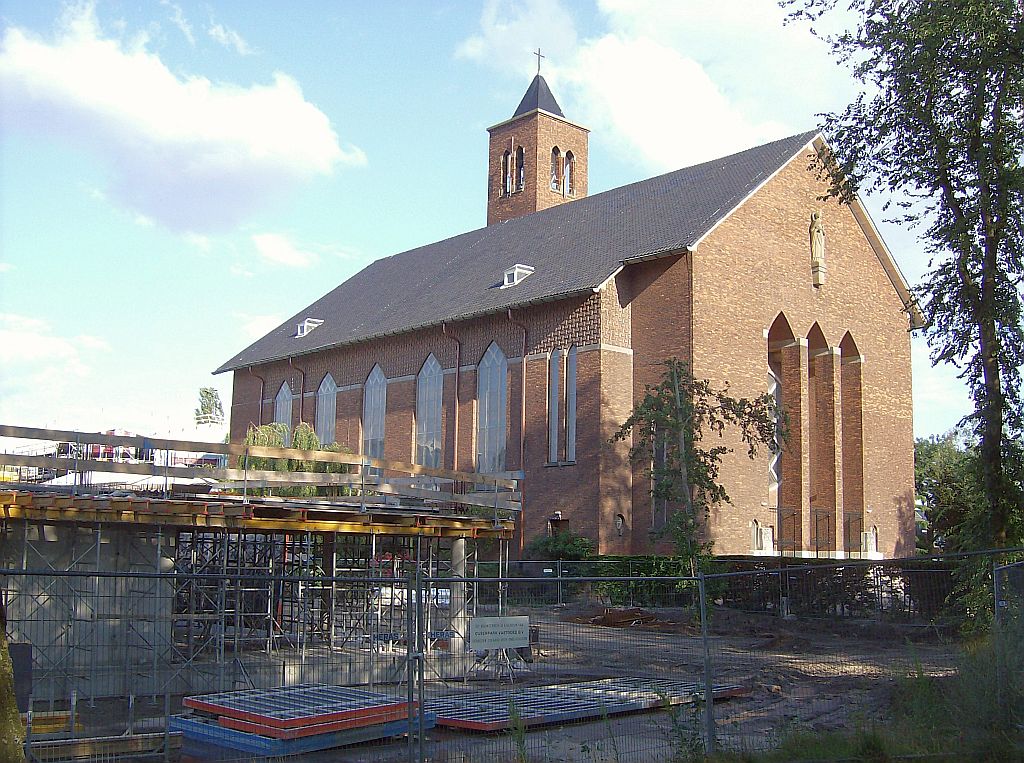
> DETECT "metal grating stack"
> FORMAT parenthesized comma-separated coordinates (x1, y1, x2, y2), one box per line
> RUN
(425, 677, 746, 732)
(171, 683, 434, 756)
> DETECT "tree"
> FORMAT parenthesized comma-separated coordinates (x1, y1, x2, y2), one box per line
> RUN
(194, 387, 224, 426)
(784, 0, 1024, 549)
(0, 603, 24, 763)
(237, 422, 352, 497)
(612, 359, 782, 570)
(914, 430, 984, 552)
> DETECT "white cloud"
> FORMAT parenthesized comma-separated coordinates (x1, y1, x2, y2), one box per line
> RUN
(0, 4, 366, 233)
(457, 0, 854, 172)
(0, 313, 112, 429)
(207, 21, 252, 56)
(567, 35, 788, 170)
(161, 0, 194, 45)
(456, 0, 577, 78)
(251, 232, 317, 267)
(185, 233, 211, 252)
(234, 312, 284, 340)
(229, 263, 255, 278)
(0, 262, 13, 273)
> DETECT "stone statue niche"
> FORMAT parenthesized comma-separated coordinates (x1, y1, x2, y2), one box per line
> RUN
(809, 210, 827, 286)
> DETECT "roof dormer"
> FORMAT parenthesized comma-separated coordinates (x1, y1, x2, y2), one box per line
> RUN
(295, 318, 324, 338)
(502, 264, 535, 288)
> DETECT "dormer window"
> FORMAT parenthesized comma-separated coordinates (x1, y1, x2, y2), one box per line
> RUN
(296, 318, 324, 338)
(502, 264, 535, 288)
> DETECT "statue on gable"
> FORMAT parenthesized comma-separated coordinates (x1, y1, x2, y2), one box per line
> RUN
(809, 211, 827, 286)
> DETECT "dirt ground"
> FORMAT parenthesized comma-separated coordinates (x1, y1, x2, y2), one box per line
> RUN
(72, 604, 958, 762)
(405, 604, 960, 762)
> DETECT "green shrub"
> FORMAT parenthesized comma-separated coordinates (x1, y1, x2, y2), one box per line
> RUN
(523, 530, 595, 561)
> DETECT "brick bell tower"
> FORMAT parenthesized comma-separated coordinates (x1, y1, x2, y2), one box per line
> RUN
(486, 72, 589, 225)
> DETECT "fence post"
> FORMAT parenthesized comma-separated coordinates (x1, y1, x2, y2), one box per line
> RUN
(993, 559, 1002, 628)
(628, 559, 634, 608)
(406, 568, 416, 763)
(697, 572, 716, 755)
(415, 558, 425, 762)
(557, 559, 563, 607)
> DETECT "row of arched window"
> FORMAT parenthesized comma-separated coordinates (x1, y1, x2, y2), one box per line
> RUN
(500, 147, 525, 198)
(498, 146, 576, 198)
(765, 313, 866, 555)
(550, 147, 575, 194)
(270, 342, 578, 474)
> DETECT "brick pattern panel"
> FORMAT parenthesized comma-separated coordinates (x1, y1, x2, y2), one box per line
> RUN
(689, 152, 915, 557)
(487, 112, 589, 225)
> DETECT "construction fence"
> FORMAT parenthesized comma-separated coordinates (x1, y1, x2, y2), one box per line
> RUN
(2, 552, 1012, 762)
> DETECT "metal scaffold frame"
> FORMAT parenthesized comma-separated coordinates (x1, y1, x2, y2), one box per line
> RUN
(2, 516, 506, 704)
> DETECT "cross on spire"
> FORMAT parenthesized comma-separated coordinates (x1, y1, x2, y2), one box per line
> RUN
(534, 47, 545, 75)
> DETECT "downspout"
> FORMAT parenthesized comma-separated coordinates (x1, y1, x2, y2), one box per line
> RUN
(508, 308, 528, 556)
(442, 322, 461, 471)
(247, 366, 266, 427)
(288, 357, 308, 424)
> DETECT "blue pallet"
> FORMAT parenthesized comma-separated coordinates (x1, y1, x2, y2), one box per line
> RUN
(170, 712, 436, 756)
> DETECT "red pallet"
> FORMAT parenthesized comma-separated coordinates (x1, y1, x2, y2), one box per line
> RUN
(218, 706, 413, 739)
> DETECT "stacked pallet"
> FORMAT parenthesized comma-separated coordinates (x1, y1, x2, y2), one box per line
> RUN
(425, 677, 747, 732)
(171, 683, 434, 757)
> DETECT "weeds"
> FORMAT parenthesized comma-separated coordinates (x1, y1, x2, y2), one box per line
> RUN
(509, 698, 528, 763)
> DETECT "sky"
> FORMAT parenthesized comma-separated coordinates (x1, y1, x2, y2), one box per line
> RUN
(0, 0, 975, 443)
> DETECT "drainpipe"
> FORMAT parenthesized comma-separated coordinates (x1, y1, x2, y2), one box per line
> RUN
(288, 357, 308, 424)
(442, 322, 461, 471)
(508, 308, 528, 556)
(247, 366, 266, 427)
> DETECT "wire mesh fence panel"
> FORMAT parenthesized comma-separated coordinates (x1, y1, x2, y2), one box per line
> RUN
(701, 565, 961, 754)
(418, 574, 714, 763)
(4, 553, 1006, 761)
(995, 559, 1024, 627)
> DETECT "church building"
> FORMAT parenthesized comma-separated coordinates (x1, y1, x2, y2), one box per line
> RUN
(216, 75, 921, 559)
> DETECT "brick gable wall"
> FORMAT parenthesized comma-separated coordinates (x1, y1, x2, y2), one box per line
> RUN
(686, 150, 915, 558)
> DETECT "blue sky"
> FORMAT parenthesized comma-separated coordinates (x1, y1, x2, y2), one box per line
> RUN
(0, 0, 973, 440)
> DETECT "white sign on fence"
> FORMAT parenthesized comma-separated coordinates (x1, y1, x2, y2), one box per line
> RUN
(469, 616, 530, 650)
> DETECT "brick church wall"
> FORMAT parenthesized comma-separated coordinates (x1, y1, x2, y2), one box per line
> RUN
(687, 150, 915, 558)
(227, 149, 915, 560)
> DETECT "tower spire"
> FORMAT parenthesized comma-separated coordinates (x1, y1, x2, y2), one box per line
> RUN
(486, 73, 589, 225)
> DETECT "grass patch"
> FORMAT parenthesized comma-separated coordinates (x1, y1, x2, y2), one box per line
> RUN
(704, 622, 1024, 762)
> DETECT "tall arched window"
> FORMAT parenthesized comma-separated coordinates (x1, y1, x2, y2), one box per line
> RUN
(840, 332, 865, 553)
(362, 366, 387, 466)
(315, 373, 337, 445)
(416, 354, 443, 468)
(548, 348, 562, 463)
(565, 151, 575, 195)
(476, 342, 507, 473)
(501, 151, 512, 197)
(565, 345, 577, 462)
(550, 147, 561, 191)
(767, 354, 783, 506)
(274, 382, 293, 446)
(515, 146, 525, 191)
(807, 322, 834, 555)
(768, 312, 800, 553)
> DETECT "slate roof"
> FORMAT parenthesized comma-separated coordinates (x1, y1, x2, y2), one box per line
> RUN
(512, 74, 564, 118)
(215, 130, 819, 374)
